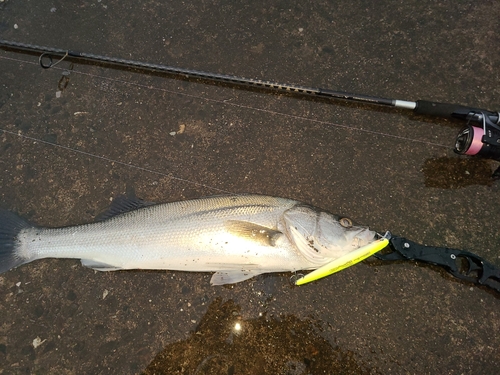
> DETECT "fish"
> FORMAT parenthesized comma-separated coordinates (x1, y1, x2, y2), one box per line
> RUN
(0, 194, 376, 285)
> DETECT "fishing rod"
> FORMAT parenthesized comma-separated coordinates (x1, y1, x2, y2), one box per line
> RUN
(1, 40, 499, 295)
(1, 39, 500, 164)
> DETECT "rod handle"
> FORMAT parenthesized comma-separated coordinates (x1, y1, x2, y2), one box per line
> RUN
(414, 100, 498, 122)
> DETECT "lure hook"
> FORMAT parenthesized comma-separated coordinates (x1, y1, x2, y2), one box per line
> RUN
(289, 272, 304, 286)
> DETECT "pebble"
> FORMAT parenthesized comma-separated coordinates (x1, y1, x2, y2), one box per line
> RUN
(32, 337, 46, 349)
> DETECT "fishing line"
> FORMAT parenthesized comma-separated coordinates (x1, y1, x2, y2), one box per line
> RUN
(2, 39, 500, 167)
(0, 128, 233, 194)
(1, 44, 499, 295)
(0, 54, 450, 148)
(1, 55, 233, 193)
(0, 53, 454, 193)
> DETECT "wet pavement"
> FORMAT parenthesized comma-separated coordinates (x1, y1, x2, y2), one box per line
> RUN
(1, 1, 499, 374)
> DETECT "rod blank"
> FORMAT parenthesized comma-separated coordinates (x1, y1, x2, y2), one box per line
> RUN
(1, 39, 497, 124)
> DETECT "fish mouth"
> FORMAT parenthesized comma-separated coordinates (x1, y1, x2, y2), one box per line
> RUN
(350, 227, 377, 248)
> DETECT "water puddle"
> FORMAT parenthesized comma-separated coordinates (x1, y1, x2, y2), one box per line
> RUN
(143, 298, 378, 375)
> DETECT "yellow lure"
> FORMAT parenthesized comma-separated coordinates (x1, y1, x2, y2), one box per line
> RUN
(295, 235, 389, 286)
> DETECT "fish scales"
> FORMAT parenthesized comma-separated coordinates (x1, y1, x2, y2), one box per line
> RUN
(0, 195, 376, 285)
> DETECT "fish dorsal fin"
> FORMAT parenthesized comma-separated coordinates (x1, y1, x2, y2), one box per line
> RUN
(224, 220, 282, 246)
(96, 195, 155, 221)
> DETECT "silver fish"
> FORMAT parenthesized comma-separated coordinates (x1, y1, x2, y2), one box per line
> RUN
(0, 195, 375, 285)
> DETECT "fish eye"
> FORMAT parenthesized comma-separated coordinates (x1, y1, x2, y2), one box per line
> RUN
(339, 217, 353, 228)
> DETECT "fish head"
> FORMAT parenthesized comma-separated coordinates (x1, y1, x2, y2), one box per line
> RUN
(283, 204, 376, 264)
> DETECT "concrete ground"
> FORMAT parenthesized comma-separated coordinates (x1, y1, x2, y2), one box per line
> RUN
(1, 1, 499, 374)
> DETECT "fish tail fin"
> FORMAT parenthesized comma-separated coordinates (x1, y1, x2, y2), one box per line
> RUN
(0, 209, 32, 273)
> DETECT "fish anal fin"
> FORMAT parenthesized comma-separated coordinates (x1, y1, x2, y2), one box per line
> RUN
(224, 220, 282, 246)
(81, 259, 122, 271)
(210, 270, 264, 285)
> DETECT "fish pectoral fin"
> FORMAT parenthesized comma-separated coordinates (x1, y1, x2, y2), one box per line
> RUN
(210, 270, 265, 286)
(81, 259, 122, 271)
(224, 220, 282, 246)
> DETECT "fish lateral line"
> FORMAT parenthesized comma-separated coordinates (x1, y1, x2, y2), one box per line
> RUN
(0, 195, 377, 285)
